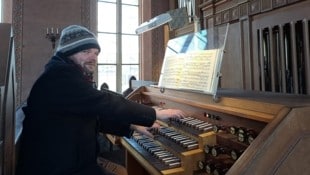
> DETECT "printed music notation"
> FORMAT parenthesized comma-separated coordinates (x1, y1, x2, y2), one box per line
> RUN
(159, 49, 221, 94)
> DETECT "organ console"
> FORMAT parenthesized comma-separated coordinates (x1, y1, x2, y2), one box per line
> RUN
(121, 86, 310, 175)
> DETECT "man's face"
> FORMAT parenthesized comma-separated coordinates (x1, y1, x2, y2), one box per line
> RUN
(69, 48, 100, 74)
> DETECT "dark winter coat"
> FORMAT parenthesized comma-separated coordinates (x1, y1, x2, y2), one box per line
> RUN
(16, 55, 156, 175)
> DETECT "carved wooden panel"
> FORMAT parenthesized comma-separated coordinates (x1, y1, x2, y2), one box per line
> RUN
(261, 0, 272, 12)
(249, 0, 261, 15)
(230, 6, 239, 21)
(174, 23, 195, 37)
(222, 10, 230, 23)
(202, 6, 214, 18)
(288, 0, 301, 4)
(215, 13, 222, 25)
(239, 2, 249, 17)
(273, 0, 287, 8)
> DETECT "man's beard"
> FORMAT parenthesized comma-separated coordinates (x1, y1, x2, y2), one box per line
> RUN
(83, 63, 96, 74)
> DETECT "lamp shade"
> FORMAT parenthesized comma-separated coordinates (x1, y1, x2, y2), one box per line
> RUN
(135, 13, 172, 34)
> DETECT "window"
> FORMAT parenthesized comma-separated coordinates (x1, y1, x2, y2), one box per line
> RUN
(97, 0, 139, 93)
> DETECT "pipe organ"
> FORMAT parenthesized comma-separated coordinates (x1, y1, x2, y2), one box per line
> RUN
(257, 19, 310, 94)
(121, 86, 310, 175)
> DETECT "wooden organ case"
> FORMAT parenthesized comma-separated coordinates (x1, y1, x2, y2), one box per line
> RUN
(121, 86, 310, 175)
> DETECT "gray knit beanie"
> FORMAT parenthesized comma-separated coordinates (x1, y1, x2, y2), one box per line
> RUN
(55, 25, 101, 56)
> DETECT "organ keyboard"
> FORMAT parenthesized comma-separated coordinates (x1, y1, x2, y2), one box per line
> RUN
(121, 86, 310, 175)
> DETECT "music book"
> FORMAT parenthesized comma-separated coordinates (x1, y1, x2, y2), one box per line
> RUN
(158, 49, 223, 95)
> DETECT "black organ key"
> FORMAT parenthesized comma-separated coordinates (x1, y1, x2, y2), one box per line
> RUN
(185, 119, 200, 126)
(157, 153, 173, 159)
(156, 151, 172, 157)
(167, 161, 181, 168)
(157, 153, 174, 160)
(186, 119, 202, 126)
(162, 156, 178, 161)
(149, 147, 163, 154)
(201, 125, 214, 132)
(135, 137, 152, 144)
(171, 135, 188, 141)
(158, 128, 178, 136)
(143, 143, 159, 150)
(187, 143, 199, 150)
(180, 140, 197, 146)
(170, 134, 189, 141)
(171, 116, 215, 134)
(160, 127, 174, 132)
(124, 133, 182, 171)
(158, 126, 199, 150)
(178, 117, 195, 123)
(164, 157, 180, 164)
(165, 132, 179, 137)
(196, 122, 212, 129)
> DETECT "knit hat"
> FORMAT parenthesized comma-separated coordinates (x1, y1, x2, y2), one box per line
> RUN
(55, 25, 101, 56)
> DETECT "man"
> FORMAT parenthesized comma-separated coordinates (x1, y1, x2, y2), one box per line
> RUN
(16, 25, 185, 175)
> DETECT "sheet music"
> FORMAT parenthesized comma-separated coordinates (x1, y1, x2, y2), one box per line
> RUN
(159, 49, 220, 93)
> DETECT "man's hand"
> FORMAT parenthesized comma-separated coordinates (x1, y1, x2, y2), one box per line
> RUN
(130, 122, 161, 138)
(155, 109, 186, 121)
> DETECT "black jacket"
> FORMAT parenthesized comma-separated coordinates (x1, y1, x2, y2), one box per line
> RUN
(16, 55, 155, 175)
